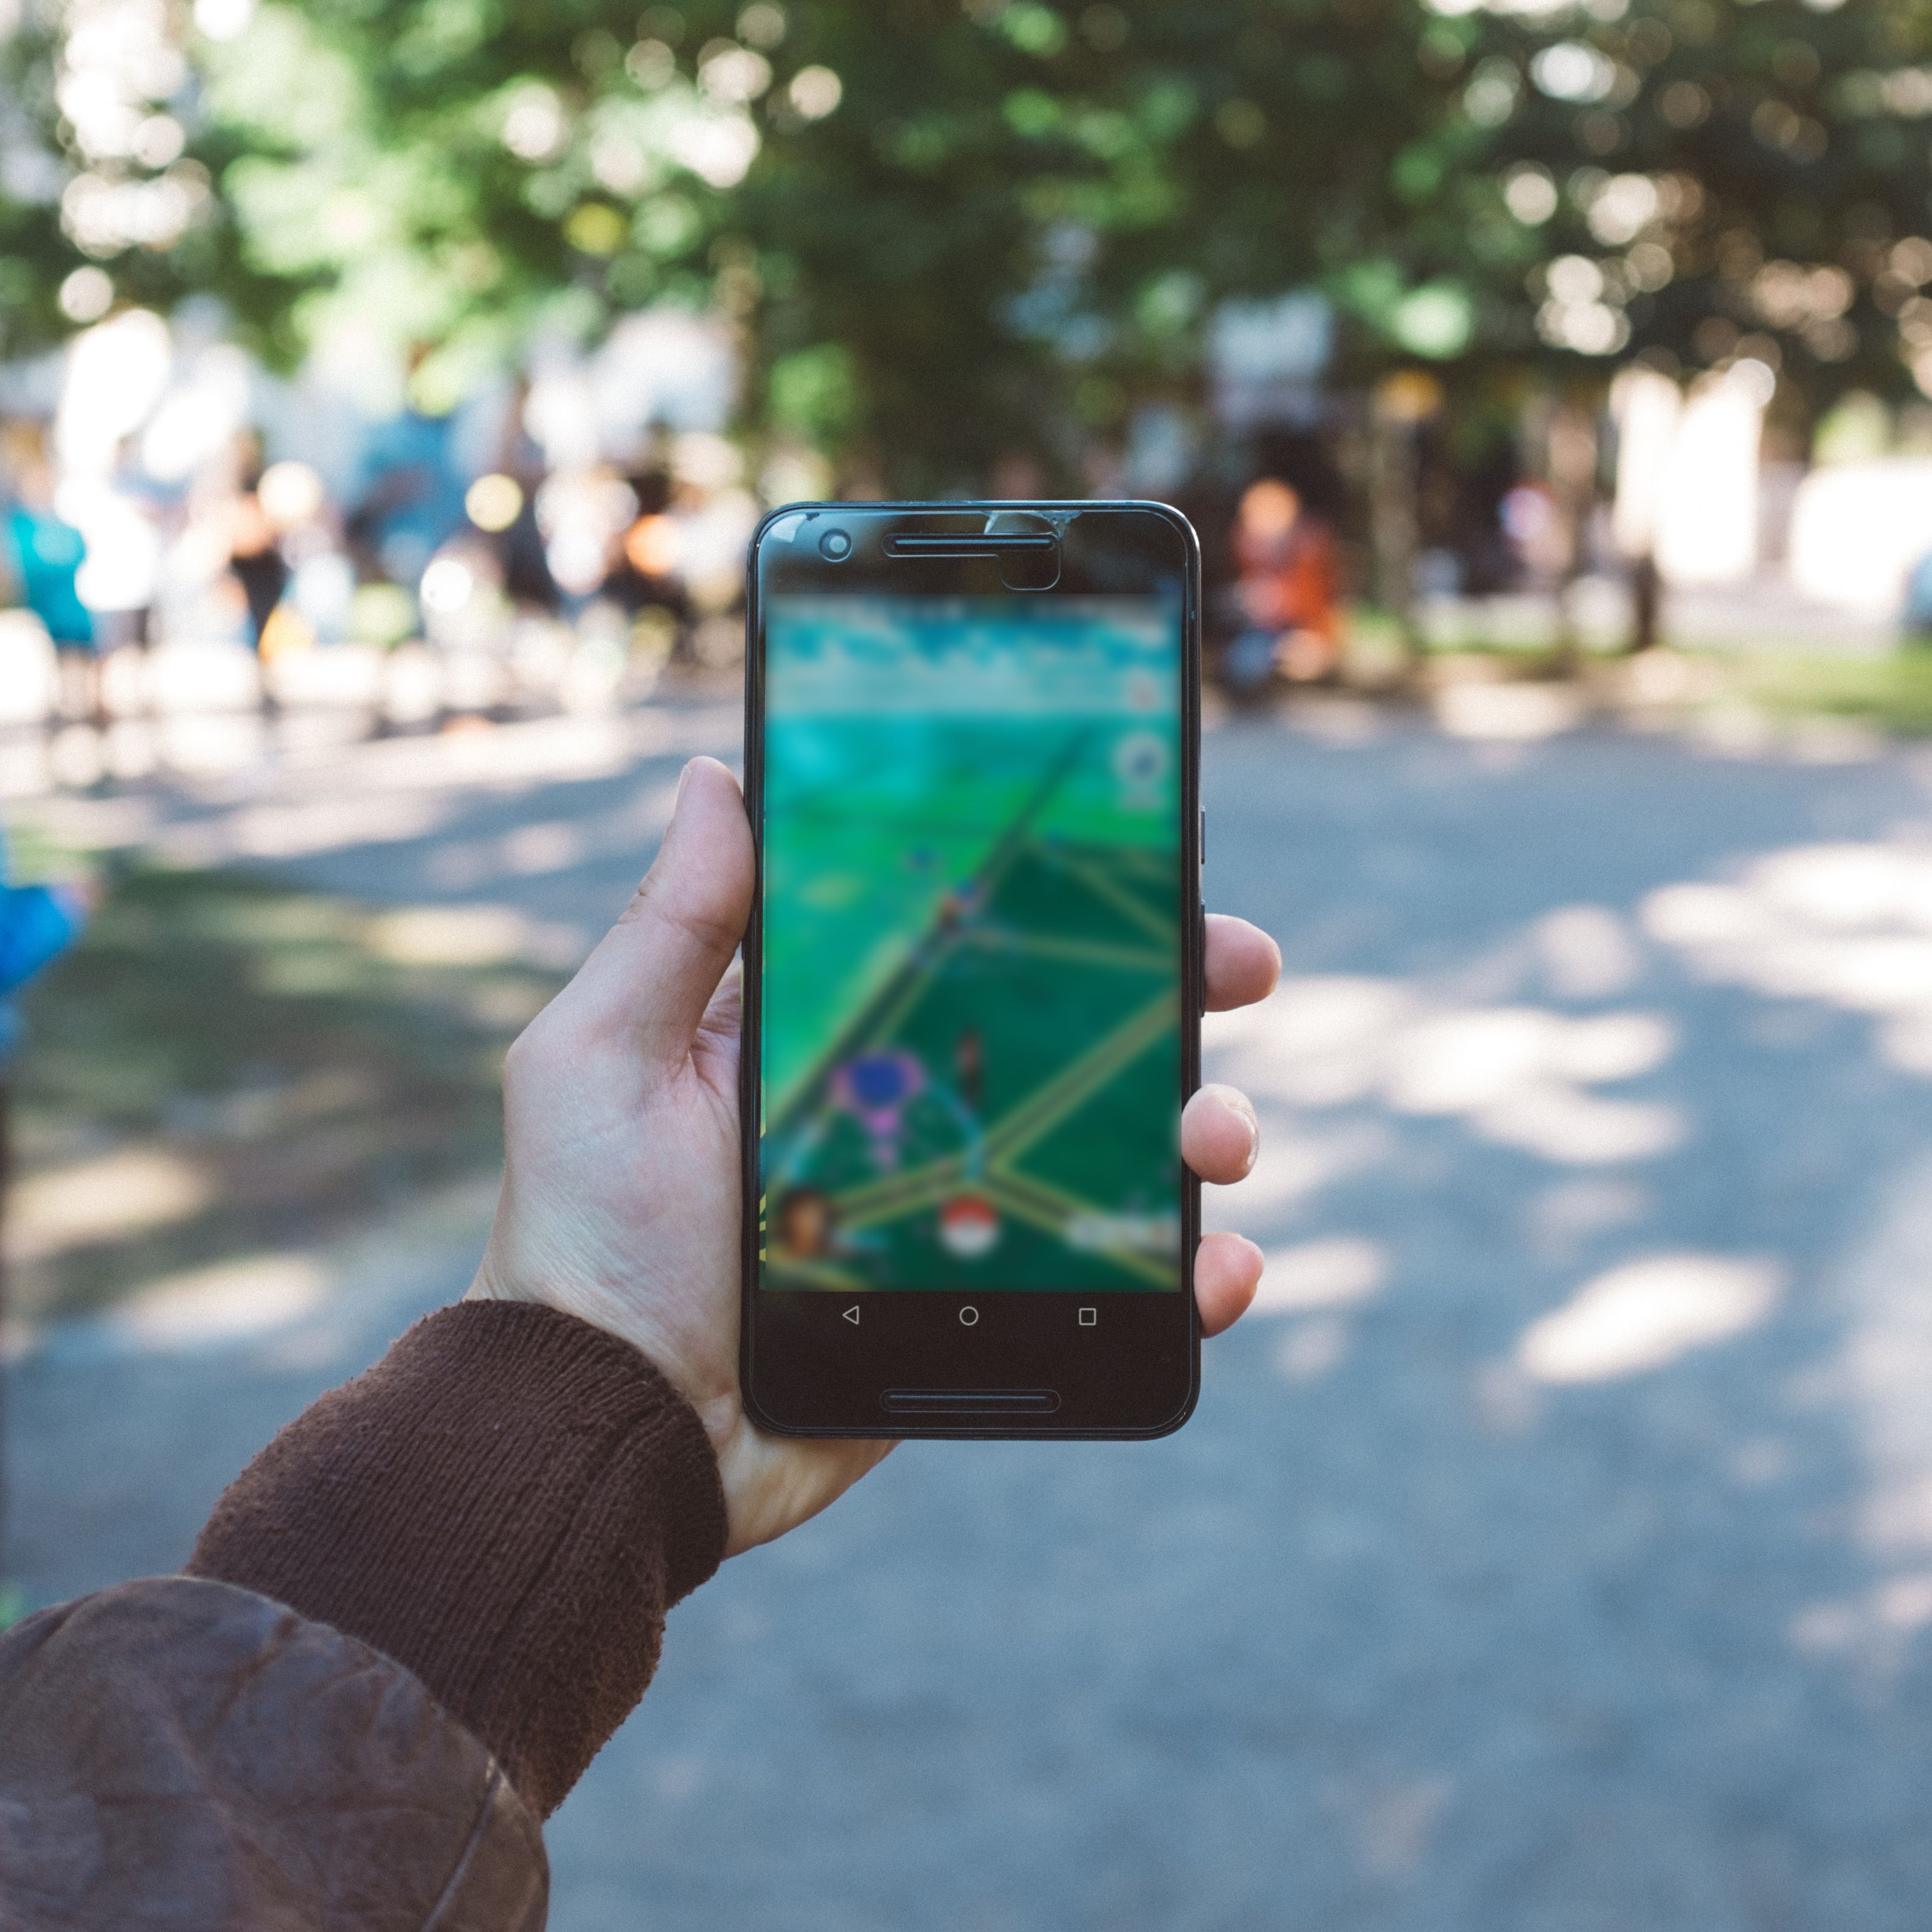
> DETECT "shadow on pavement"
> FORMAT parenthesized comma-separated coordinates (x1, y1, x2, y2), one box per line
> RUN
(13, 706, 1932, 1930)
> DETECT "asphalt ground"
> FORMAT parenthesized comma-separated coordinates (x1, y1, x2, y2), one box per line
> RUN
(13, 697, 1932, 1930)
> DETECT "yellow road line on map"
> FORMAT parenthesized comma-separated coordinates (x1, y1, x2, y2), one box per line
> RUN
(960, 930, 1171, 972)
(827, 1134, 980, 1224)
(1056, 856, 1177, 944)
(798, 812, 1056, 1107)
(764, 914, 957, 1124)
(984, 991, 1178, 1166)
(768, 755, 1084, 1124)
(824, 991, 1175, 1228)
(986, 1165, 1106, 1224)
(764, 1256, 868, 1292)
(835, 1163, 968, 1231)
(845, 943, 948, 1068)
(980, 1172, 1177, 1287)
(1114, 851, 1179, 879)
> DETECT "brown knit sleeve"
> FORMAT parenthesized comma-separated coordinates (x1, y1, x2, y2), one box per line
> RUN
(185, 1300, 728, 1818)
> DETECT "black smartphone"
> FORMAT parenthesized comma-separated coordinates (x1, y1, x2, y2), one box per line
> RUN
(738, 502, 1202, 1438)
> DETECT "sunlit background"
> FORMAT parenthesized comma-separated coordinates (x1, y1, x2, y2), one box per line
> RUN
(10, 1, 1932, 1926)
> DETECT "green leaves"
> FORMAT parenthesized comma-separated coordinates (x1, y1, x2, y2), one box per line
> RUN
(16, 0, 1932, 484)
(767, 340, 860, 445)
(1390, 283, 1475, 359)
(999, 2, 1070, 58)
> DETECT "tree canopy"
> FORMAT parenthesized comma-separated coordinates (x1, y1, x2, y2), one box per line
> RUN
(9, 0, 1932, 487)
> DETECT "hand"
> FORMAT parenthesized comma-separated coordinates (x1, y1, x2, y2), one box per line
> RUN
(469, 758, 1280, 1556)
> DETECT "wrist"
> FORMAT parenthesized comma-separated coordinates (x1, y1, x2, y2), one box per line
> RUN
(465, 1245, 733, 1461)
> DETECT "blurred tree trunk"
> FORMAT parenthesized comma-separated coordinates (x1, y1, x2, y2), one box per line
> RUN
(1608, 365, 1683, 657)
(1627, 551, 1662, 655)
(1368, 372, 1443, 677)
(1368, 414, 1419, 658)
(1545, 396, 1600, 678)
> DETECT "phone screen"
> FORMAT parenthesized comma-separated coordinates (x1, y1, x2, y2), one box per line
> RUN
(757, 592, 1185, 1295)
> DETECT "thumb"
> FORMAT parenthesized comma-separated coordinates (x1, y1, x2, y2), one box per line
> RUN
(569, 757, 753, 1066)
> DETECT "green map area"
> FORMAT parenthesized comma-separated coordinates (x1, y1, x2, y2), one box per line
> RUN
(760, 708, 1183, 1293)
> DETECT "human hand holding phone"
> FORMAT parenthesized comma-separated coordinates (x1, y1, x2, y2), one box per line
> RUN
(471, 756, 1279, 1556)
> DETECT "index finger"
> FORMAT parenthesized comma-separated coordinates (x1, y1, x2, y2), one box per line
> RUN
(1205, 913, 1280, 1012)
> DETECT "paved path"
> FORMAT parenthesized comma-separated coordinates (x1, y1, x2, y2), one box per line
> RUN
(14, 699, 1932, 1930)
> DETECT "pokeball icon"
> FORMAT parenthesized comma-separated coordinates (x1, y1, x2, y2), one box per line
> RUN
(938, 1194, 1000, 1258)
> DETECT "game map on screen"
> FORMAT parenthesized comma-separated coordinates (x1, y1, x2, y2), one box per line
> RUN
(758, 594, 1184, 1293)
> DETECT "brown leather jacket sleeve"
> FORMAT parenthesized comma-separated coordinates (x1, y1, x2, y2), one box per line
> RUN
(0, 1301, 729, 1930)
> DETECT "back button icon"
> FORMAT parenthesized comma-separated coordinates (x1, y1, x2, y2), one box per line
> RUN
(842, 1305, 860, 1325)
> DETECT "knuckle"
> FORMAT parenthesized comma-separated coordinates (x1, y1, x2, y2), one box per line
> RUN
(623, 876, 744, 955)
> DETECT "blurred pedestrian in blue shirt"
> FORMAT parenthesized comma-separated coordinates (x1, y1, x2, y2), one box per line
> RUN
(0, 850, 86, 1058)
(1905, 549, 1932, 641)
(4, 497, 91, 650)
(349, 403, 468, 591)
(0, 827, 89, 1620)
(2, 432, 100, 725)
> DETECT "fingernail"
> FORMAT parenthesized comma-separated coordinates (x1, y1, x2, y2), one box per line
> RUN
(675, 760, 694, 808)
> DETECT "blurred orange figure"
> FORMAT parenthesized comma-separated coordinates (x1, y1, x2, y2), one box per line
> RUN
(1232, 478, 1342, 683)
(622, 512, 681, 579)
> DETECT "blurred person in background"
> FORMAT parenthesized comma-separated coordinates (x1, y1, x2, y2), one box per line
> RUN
(229, 450, 341, 707)
(535, 465, 637, 608)
(226, 435, 291, 709)
(603, 454, 691, 650)
(0, 826, 91, 1624)
(479, 389, 562, 621)
(498, 476, 559, 617)
(1500, 477, 1565, 589)
(280, 483, 358, 654)
(1, 427, 100, 728)
(347, 389, 468, 597)
(1225, 477, 1341, 693)
(652, 434, 760, 670)
(85, 438, 165, 668)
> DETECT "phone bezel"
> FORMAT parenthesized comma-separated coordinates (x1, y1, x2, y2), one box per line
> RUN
(738, 500, 1204, 1439)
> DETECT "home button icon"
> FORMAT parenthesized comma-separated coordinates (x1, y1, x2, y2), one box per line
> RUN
(958, 1306, 980, 1327)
